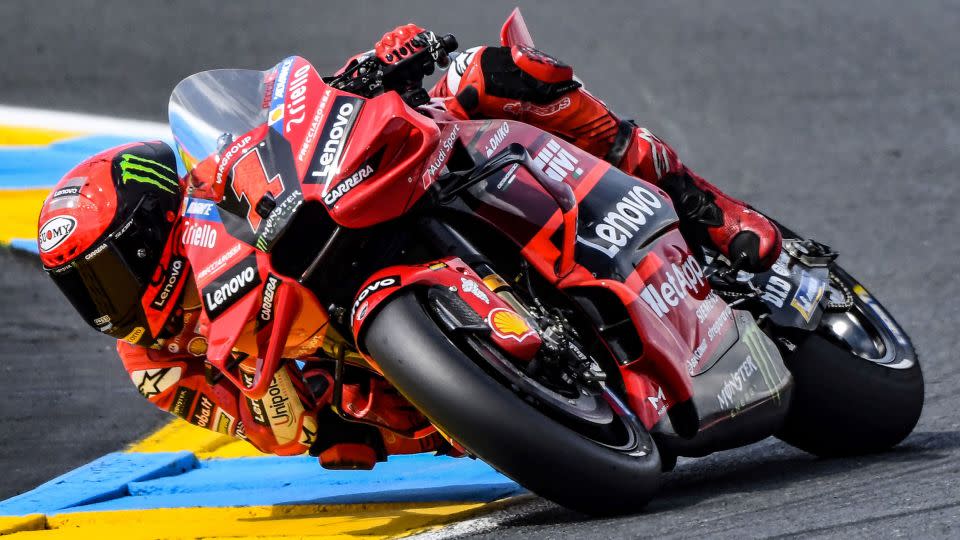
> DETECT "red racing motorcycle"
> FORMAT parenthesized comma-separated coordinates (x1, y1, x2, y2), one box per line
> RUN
(168, 10, 923, 514)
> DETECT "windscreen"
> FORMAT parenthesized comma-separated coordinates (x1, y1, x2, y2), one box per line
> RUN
(168, 68, 269, 173)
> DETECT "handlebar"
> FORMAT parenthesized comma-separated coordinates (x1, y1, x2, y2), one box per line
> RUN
(327, 32, 459, 106)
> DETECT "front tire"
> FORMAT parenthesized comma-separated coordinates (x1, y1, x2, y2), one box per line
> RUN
(363, 290, 661, 515)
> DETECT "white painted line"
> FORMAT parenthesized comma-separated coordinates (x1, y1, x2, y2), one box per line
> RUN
(0, 104, 169, 139)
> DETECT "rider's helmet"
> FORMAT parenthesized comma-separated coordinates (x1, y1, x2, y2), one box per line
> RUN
(38, 141, 188, 347)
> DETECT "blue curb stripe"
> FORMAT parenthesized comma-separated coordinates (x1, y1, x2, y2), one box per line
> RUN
(0, 452, 523, 516)
(0, 451, 197, 516)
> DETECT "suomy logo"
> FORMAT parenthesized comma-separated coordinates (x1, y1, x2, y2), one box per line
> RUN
(202, 254, 262, 318)
(38, 215, 77, 252)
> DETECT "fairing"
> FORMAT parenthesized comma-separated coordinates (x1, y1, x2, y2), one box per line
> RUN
(168, 57, 438, 397)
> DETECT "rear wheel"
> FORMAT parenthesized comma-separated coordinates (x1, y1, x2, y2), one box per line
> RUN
(776, 266, 923, 456)
(363, 290, 661, 515)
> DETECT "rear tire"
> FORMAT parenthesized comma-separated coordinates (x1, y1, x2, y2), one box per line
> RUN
(363, 290, 662, 515)
(776, 268, 923, 457)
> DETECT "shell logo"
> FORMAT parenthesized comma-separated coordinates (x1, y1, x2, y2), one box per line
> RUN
(488, 307, 536, 342)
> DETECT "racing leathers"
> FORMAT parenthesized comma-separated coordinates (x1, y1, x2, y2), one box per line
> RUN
(425, 42, 782, 271)
(118, 282, 444, 469)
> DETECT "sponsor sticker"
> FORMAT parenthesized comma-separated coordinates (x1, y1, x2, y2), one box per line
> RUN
(647, 386, 667, 417)
(484, 121, 510, 157)
(581, 184, 665, 258)
(150, 257, 186, 310)
(131, 367, 181, 398)
(181, 220, 218, 249)
(190, 394, 216, 429)
(308, 95, 365, 188)
(638, 253, 707, 319)
(187, 337, 208, 356)
(215, 410, 235, 435)
(123, 326, 146, 344)
(460, 277, 490, 304)
(257, 274, 281, 331)
(488, 308, 536, 343)
(352, 275, 400, 320)
(790, 274, 826, 322)
(38, 215, 77, 252)
(202, 254, 262, 318)
(321, 147, 383, 206)
(171, 387, 197, 419)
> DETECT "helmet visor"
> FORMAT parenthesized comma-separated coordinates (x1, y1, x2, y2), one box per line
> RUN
(45, 195, 173, 345)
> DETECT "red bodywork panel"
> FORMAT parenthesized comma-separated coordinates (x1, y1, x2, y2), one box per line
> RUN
(351, 258, 543, 365)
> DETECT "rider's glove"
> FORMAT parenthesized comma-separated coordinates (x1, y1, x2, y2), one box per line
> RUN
(375, 24, 427, 65)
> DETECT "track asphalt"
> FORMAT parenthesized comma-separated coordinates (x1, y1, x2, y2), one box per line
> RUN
(1, 0, 958, 537)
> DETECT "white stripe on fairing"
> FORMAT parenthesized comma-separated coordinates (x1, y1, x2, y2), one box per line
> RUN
(0, 104, 169, 138)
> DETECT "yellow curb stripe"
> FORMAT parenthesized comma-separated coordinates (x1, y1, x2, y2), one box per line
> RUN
(127, 419, 266, 458)
(0, 125, 84, 147)
(0, 514, 47, 534)
(9, 502, 485, 539)
(0, 189, 48, 246)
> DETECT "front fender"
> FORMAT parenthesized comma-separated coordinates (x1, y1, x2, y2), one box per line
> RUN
(351, 257, 542, 361)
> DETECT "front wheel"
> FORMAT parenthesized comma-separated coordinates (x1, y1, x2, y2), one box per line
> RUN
(363, 290, 661, 515)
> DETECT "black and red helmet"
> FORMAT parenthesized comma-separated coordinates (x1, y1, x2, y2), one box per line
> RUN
(38, 141, 190, 347)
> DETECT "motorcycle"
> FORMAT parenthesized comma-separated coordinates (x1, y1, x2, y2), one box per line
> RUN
(167, 8, 923, 515)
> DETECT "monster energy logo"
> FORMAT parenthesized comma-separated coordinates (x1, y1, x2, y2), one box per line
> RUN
(741, 322, 787, 407)
(119, 153, 178, 193)
(717, 318, 788, 416)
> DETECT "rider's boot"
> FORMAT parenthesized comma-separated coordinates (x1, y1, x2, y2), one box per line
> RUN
(305, 369, 446, 470)
(431, 45, 782, 271)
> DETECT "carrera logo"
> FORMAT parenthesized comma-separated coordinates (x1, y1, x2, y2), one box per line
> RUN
(638, 253, 707, 319)
(322, 147, 384, 206)
(257, 274, 281, 330)
(202, 254, 262, 318)
(352, 275, 400, 319)
(488, 308, 536, 343)
(484, 121, 510, 157)
(150, 257, 186, 310)
(285, 64, 312, 133)
(591, 185, 665, 257)
(38, 215, 77, 252)
(532, 138, 582, 182)
(309, 96, 364, 187)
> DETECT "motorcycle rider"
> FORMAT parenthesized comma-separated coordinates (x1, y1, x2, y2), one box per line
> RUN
(37, 25, 781, 468)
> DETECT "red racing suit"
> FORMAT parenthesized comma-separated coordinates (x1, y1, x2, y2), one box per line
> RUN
(119, 31, 782, 465)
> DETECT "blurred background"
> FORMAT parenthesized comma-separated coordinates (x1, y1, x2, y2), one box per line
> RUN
(1, 0, 958, 534)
